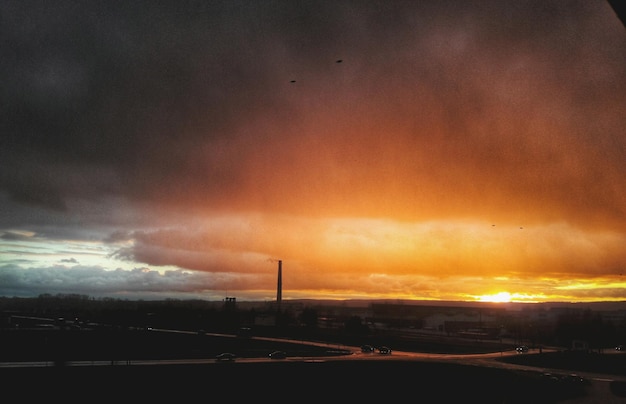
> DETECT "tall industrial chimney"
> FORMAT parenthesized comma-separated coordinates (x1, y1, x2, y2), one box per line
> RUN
(276, 260, 282, 307)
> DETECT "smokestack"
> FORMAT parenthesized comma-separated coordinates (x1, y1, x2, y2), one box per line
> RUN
(277, 260, 282, 306)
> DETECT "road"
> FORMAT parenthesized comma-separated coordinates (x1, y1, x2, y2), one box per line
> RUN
(2, 329, 626, 402)
(0, 328, 620, 379)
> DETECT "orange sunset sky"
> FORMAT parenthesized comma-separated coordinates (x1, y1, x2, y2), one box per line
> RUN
(1, 0, 625, 303)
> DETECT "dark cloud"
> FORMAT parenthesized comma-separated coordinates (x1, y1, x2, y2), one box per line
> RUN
(0, 231, 32, 241)
(0, 263, 234, 299)
(2, 0, 622, 223)
(103, 230, 134, 244)
(60, 258, 78, 264)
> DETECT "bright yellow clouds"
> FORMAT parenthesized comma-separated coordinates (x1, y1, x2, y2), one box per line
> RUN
(138, 212, 626, 301)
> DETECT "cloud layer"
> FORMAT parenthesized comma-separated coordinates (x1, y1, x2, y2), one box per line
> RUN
(1, 0, 625, 302)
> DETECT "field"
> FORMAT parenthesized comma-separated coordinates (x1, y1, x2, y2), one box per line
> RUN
(4, 328, 624, 403)
(0, 359, 597, 403)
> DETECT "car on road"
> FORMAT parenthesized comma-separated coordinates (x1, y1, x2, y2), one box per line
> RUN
(216, 352, 236, 362)
(269, 350, 287, 359)
(361, 344, 375, 353)
(516, 346, 529, 353)
(378, 346, 392, 355)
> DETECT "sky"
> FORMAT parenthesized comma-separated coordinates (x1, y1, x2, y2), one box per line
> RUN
(1, 0, 625, 303)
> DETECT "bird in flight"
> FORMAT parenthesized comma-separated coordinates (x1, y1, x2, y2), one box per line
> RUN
(290, 59, 343, 83)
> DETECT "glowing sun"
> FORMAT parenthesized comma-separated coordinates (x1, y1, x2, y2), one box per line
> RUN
(477, 292, 512, 303)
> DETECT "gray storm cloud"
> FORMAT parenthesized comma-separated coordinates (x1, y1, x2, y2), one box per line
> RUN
(1, 1, 623, 227)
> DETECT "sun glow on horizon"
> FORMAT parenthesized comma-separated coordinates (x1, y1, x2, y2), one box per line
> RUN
(477, 292, 512, 303)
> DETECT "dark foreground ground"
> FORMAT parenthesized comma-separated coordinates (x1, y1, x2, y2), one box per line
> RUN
(0, 359, 594, 403)
(2, 328, 626, 402)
